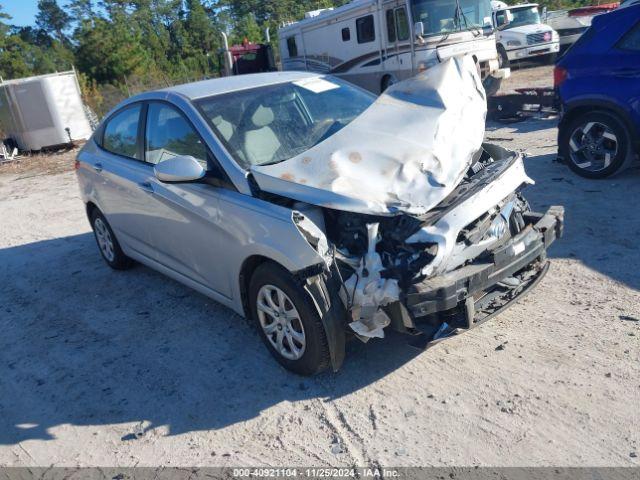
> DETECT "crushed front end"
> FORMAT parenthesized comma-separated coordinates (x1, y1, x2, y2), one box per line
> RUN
(318, 143, 564, 348)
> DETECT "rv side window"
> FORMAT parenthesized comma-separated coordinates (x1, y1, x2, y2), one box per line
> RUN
(386, 10, 396, 42)
(341, 27, 351, 41)
(356, 15, 375, 43)
(287, 36, 298, 57)
(395, 8, 410, 41)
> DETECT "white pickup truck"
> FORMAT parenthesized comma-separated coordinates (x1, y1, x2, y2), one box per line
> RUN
(492, 1, 559, 66)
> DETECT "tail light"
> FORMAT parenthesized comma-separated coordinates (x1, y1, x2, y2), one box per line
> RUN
(74, 159, 80, 170)
(554, 66, 568, 88)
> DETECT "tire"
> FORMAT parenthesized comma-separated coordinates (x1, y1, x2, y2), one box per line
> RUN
(249, 262, 331, 376)
(559, 110, 631, 179)
(90, 209, 134, 270)
(497, 44, 510, 69)
(547, 52, 558, 65)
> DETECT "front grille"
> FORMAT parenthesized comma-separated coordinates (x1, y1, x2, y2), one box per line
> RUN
(527, 32, 552, 45)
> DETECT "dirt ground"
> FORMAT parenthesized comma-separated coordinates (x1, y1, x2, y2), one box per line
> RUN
(0, 66, 639, 468)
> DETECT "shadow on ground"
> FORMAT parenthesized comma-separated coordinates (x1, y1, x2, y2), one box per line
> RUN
(522, 151, 640, 291)
(0, 233, 421, 445)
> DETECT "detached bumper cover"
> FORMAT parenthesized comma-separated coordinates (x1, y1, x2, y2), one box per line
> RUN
(403, 206, 564, 342)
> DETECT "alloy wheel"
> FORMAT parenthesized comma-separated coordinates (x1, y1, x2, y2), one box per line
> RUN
(256, 284, 306, 360)
(568, 121, 619, 173)
(94, 217, 115, 262)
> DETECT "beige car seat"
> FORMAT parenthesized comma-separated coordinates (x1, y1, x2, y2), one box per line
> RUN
(244, 105, 281, 165)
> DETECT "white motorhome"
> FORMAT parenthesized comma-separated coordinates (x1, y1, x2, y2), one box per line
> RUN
(492, 1, 559, 66)
(278, 0, 509, 95)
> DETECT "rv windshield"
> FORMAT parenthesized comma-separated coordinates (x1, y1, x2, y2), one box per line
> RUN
(410, 0, 492, 36)
(196, 77, 375, 168)
(499, 6, 541, 29)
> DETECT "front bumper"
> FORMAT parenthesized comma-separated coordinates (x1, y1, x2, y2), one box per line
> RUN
(506, 42, 560, 61)
(396, 206, 564, 347)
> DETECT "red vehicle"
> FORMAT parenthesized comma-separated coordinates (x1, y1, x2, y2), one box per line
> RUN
(219, 34, 276, 76)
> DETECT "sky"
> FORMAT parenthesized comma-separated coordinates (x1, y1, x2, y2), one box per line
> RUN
(2, 0, 71, 27)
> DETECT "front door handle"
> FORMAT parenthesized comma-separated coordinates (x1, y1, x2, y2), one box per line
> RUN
(138, 181, 154, 193)
(93, 162, 103, 173)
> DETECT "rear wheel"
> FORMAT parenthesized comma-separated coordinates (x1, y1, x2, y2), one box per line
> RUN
(249, 262, 330, 375)
(559, 110, 630, 179)
(90, 209, 133, 270)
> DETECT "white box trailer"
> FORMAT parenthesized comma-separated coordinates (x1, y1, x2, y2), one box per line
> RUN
(278, 0, 510, 96)
(0, 70, 92, 151)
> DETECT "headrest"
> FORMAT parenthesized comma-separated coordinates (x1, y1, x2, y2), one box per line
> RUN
(251, 105, 274, 128)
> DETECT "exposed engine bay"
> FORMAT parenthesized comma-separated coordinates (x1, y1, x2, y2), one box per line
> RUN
(289, 143, 564, 345)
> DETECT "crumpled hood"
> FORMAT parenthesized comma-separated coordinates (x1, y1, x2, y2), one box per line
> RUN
(250, 55, 487, 216)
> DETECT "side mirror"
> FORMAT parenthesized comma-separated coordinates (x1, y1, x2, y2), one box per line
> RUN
(414, 21, 425, 38)
(154, 155, 206, 183)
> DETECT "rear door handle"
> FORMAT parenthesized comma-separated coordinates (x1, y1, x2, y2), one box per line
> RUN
(138, 181, 154, 193)
(93, 162, 103, 173)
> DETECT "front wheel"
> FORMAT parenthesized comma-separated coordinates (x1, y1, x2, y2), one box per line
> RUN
(559, 111, 630, 179)
(249, 262, 331, 375)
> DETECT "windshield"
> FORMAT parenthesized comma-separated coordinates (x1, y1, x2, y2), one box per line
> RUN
(410, 0, 492, 36)
(196, 77, 375, 167)
(500, 6, 541, 29)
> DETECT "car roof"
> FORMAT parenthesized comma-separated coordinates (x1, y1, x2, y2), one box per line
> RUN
(158, 71, 323, 100)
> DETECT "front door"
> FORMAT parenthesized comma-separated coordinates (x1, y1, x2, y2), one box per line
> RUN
(139, 101, 233, 298)
(383, 1, 412, 88)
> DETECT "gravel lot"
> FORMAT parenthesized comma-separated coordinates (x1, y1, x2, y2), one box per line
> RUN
(0, 66, 639, 468)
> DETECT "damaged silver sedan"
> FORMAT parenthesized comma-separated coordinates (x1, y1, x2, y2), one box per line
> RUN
(76, 56, 563, 375)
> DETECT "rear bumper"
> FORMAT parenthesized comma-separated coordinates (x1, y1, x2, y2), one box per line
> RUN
(398, 206, 564, 346)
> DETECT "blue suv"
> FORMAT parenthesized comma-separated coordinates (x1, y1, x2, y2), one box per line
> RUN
(556, 6, 640, 178)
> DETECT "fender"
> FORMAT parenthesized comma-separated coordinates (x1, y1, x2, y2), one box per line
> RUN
(300, 268, 347, 372)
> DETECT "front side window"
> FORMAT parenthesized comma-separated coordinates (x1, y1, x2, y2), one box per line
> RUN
(196, 77, 375, 168)
(386, 9, 397, 42)
(395, 8, 410, 41)
(618, 22, 640, 51)
(356, 15, 375, 43)
(103, 104, 141, 159)
(145, 103, 207, 166)
(410, 0, 492, 36)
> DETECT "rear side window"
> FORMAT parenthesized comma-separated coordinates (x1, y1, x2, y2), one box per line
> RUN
(356, 15, 375, 43)
(103, 104, 141, 159)
(145, 103, 207, 166)
(618, 21, 640, 51)
(287, 36, 298, 57)
(342, 27, 351, 41)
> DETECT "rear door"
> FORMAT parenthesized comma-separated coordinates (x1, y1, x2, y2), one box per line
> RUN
(92, 103, 159, 260)
(608, 21, 640, 116)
